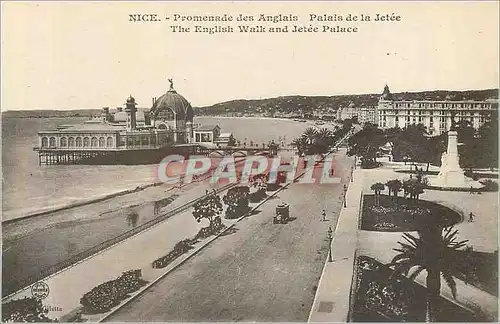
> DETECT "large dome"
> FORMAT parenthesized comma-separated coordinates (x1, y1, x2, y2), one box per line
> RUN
(151, 80, 194, 121)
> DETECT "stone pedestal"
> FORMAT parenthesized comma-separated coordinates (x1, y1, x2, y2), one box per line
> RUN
(431, 131, 482, 188)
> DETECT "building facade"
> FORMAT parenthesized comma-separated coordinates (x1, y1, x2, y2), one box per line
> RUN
(377, 85, 498, 134)
(336, 103, 377, 125)
(34, 79, 229, 164)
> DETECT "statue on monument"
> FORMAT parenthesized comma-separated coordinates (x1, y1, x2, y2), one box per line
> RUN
(168, 78, 174, 90)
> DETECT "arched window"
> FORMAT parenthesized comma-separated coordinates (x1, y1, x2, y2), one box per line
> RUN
(83, 137, 90, 147)
(106, 137, 113, 147)
(98, 137, 105, 147)
(68, 137, 75, 147)
(49, 137, 56, 147)
(60, 137, 67, 147)
(41, 137, 48, 148)
(91, 137, 98, 147)
(76, 137, 83, 147)
(157, 123, 168, 130)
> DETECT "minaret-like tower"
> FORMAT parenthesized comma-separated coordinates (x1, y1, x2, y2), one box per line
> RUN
(125, 95, 137, 131)
(186, 121, 193, 143)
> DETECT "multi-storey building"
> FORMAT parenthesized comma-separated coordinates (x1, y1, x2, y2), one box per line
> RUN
(377, 85, 498, 134)
(336, 103, 377, 125)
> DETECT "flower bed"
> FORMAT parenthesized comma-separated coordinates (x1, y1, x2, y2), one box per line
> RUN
(151, 217, 227, 269)
(351, 256, 481, 322)
(80, 269, 146, 314)
(2, 297, 57, 322)
(361, 195, 461, 232)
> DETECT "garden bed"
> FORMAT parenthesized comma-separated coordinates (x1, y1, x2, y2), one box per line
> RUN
(361, 195, 461, 232)
(80, 269, 147, 314)
(351, 256, 482, 322)
(452, 249, 498, 297)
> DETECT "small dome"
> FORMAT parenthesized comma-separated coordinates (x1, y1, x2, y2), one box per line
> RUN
(151, 80, 193, 121)
(348, 102, 355, 108)
(126, 95, 136, 104)
(380, 84, 393, 100)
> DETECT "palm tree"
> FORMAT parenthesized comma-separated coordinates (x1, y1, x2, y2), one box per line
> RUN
(303, 127, 318, 145)
(389, 226, 468, 322)
(291, 136, 308, 156)
(317, 127, 333, 146)
(386, 179, 403, 202)
(370, 182, 385, 206)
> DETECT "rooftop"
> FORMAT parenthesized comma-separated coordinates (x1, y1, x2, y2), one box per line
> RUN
(195, 125, 220, 131)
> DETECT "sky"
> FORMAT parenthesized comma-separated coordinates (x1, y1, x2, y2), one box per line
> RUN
(1, 1, 499, 110)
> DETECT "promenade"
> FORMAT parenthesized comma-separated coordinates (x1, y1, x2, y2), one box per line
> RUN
(4, 147, 353, 322)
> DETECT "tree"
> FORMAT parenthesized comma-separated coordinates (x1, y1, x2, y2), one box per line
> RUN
(389, 226, 468, 322)
(249, 174, 268, 201)
(370, 182, 385, 206)
(385, 179, 403, 201)
(223, 186, 250, 218)
(303, 127, 318, 145)
(291, 136, 308, 156)
(347, 123, 386, 168)
(477, 113, 498, 170)
(2, 297, 56, 322)
(404, 179, 425, 201)
(192, 193, 223, 230)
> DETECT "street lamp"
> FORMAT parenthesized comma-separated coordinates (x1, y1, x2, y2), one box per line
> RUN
(350, 166, 354, 182)
(327, 226, 333, 262)
(343, 184, 347, 207)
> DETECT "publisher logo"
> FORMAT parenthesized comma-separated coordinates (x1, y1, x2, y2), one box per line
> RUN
(31, 281, 50, 300)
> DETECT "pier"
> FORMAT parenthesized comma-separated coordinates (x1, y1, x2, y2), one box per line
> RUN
(33, 143, 286, 165)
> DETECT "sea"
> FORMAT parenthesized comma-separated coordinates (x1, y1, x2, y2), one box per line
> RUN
(1, 116, 317, 221)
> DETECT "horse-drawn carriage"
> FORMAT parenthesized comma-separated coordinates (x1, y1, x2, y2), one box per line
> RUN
(273, 203, 290, 224)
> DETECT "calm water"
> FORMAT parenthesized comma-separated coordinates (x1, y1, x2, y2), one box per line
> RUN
(1, 116, 312, 220)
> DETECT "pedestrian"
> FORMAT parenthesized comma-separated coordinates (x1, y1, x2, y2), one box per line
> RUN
(321, 210, 326, 221)
(469, 186, 473, 195)
(468, 212, 474, 222)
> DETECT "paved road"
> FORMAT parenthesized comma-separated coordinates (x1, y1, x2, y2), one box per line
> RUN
(106, 151, 354, 322)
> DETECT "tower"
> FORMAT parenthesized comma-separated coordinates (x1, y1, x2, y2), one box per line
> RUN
(125, 95, 137, 131)
(186, 121, 193, 143)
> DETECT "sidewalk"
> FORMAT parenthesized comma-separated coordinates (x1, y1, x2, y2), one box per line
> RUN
(308, 168, 363, 322)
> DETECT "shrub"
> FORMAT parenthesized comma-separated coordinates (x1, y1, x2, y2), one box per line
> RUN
(2, 297, 57, 322)
(80, 270, 145, 314)
(480, 179, 498, 191)
(223, 186, 250, 219)
(152, 239, 197, 269)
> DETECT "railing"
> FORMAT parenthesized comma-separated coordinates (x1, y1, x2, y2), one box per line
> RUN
(4, 182, 236, 299)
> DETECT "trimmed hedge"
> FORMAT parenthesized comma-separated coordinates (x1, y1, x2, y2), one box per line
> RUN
(152, 239, 197, 269)
(80, 269, 146, 314)
(151, 217, 227, 269)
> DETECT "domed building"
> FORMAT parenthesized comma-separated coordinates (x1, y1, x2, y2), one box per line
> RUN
(150, 79, 194, 144)
(34, 79, 230, 165)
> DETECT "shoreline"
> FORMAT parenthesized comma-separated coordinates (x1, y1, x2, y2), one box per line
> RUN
(2, 182, 161, 225)
(2, 156, 254, 225)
